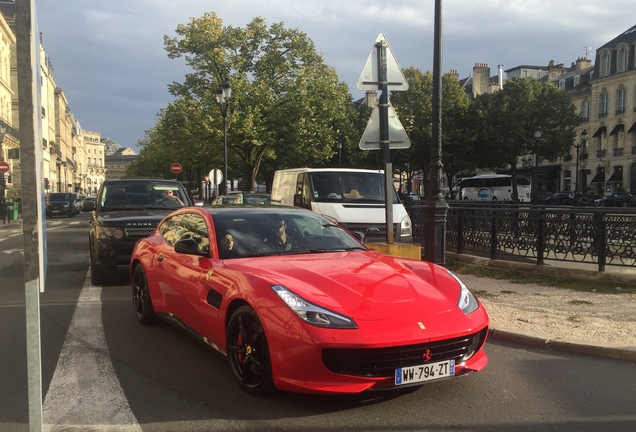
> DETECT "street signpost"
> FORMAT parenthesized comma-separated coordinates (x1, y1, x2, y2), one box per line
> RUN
(170, 162, 182, 175)
(0, 160, 9, 172)
(357, 33, 410, 244)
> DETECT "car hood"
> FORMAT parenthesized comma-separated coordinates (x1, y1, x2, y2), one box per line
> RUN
(229, 251, 461, 321)
(95, 209, 172, 225)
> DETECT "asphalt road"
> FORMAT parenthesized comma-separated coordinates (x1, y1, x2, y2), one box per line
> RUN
(1, 217, 635, 431)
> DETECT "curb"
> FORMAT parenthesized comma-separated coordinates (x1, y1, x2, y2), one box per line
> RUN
(489, 327, 636, 362)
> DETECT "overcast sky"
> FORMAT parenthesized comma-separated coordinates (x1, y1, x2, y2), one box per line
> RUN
(35, 0, 635, 152)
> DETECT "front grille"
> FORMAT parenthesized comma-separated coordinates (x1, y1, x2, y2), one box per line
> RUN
(340, 222, 396, 242)
(125, 227, 155, 238)
(322, 328, 488, 377)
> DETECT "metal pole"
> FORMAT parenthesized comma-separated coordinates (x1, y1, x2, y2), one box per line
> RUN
(223, 116, 228, 194)
(575, 146, 580, 192)
(376, 39, 394, 244)
(423, 0, 448, 265)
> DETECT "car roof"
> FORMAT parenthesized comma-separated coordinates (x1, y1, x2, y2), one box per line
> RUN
(103, 178, 183, 184)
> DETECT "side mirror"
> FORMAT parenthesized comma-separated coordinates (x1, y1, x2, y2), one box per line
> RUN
(174, 238, 208, 257)
(351, 231, 367, 244)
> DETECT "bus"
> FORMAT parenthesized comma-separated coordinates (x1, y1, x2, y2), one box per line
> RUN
(459, 174, 531, 202)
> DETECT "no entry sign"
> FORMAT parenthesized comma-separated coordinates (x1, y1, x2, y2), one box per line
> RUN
(0, 161, 9, 173)
(170, 162, 182, 174)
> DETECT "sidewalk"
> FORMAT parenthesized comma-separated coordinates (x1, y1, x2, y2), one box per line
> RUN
(450, 252, 636, 362)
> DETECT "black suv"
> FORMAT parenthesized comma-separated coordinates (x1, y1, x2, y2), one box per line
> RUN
(46, 192, 78, 218)
(88, 178, 192, 285)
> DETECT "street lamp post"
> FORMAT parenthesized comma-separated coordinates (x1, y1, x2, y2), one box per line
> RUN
(573, 129, 587, 193)
(0, 126, 5, 201)
(56, 158, 62, 192)
(533, 126, 542, 203)
(216, 78, 232, 195)
(337, 141, 342, 168)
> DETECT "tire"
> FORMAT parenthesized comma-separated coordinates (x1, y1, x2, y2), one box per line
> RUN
(226, 305, 275, 396)
(132, 264, 157, 325)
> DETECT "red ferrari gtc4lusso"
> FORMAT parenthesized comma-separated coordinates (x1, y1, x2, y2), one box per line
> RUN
(130, 206, 489, 396)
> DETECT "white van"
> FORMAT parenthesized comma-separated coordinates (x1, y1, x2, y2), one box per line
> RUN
(271, 168, 413, 242)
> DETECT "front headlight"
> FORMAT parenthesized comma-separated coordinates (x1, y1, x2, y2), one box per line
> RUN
(446, 270, 479, 314)
(96, 226, 125, 240)
(271, 285, 357, 329)
(400, 215, 412, 236)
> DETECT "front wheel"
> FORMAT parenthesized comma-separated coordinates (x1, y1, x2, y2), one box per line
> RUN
(226, 305, 275, 396)
(132, 264, 157, 325)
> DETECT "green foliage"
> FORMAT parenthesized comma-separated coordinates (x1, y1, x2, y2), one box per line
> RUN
(161, 13, 356, 191)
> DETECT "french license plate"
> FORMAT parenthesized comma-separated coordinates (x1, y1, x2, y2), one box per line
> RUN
(395, 360, 455, 385)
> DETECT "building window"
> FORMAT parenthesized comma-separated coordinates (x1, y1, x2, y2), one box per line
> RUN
(617, 47, 628, 72)
(601, 52, 611, 76)
(581, 100, 589, 122)
(600, 92, 608, 117)
(574, 75, 580, 86)
(617, 87, 626, 115)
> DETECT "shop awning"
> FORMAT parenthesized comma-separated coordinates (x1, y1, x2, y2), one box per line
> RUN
(592, 126, 607, 138)
(590, 172, 605, 184)
(609, 124, 624, 135)
(607, 172, 623, 183)
(628, 122, 636, 133)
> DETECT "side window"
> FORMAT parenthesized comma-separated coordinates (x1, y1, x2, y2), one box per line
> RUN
(178, 213, 210, 253)
(158, 214, 185, 246)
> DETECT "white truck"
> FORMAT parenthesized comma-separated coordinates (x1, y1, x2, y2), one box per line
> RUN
(271, 168, 412, 242)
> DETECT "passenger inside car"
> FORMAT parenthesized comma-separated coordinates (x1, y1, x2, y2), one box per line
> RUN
(219, 232, 238, 258)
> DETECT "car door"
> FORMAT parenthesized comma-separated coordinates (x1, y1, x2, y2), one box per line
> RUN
(154, 212, 223, 339)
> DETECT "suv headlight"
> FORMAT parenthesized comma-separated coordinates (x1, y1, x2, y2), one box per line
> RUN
(271, 285, 357, 329)
(96, 226, 125, 240)
(446, 270, 479, 314)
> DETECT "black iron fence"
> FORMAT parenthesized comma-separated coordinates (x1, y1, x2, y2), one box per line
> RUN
(408, 201, 636, 272)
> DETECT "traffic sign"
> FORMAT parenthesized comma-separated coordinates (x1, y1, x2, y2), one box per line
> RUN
(170, 162, 182, 174)
(357, 33, 409, 91)
(359, 105, 411, 150)
(208, 169, 223, 185)
(0, 161, 9, 173)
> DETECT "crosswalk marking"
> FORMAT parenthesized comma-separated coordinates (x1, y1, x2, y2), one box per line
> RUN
(42, 271, 142, 432)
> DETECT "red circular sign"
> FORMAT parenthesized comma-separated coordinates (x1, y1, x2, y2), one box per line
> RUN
(170, 162, 182, 174)
(0, 161, 9, 173)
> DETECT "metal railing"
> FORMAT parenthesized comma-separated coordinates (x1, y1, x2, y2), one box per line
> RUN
(408, 201, 636, 272)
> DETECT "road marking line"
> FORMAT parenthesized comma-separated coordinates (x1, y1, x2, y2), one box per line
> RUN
(43, 271, 142, 432)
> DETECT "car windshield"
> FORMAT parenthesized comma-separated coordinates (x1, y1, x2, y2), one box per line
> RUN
(99, 183, 188, 210)
(210, 209, 367, 258)
(309, 171, 398, 204)
(48, 193, 69, 201)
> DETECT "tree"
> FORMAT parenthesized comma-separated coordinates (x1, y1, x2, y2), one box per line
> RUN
(389, 68, 472, 197)
(163, 13, 355, 191)
(127, 97, 216, 197)
(467, 77, 580, 200)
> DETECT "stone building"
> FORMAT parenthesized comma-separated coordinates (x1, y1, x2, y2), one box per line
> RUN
(103, 138, 137, 179)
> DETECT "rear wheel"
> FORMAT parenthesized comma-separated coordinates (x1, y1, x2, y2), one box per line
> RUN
(132, 264, 157, 325)
(226, 305, 275, 396)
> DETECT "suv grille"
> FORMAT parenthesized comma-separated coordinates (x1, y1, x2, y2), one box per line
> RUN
(125, 227, 155, 238)
(322, 328, 488, 377)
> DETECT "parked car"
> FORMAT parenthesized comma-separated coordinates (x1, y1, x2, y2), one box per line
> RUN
(211, 195, 235, 205)
(75, 195, 86, 213)
(81, 196, 96, 212)
(231, 193, 271, 205)
(594, 191, 636, 207)
(543, 191, 594, 206)
(88, 178, 192, 285)
(130, 206, 489, 396)
(45, 192, 77, 218)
